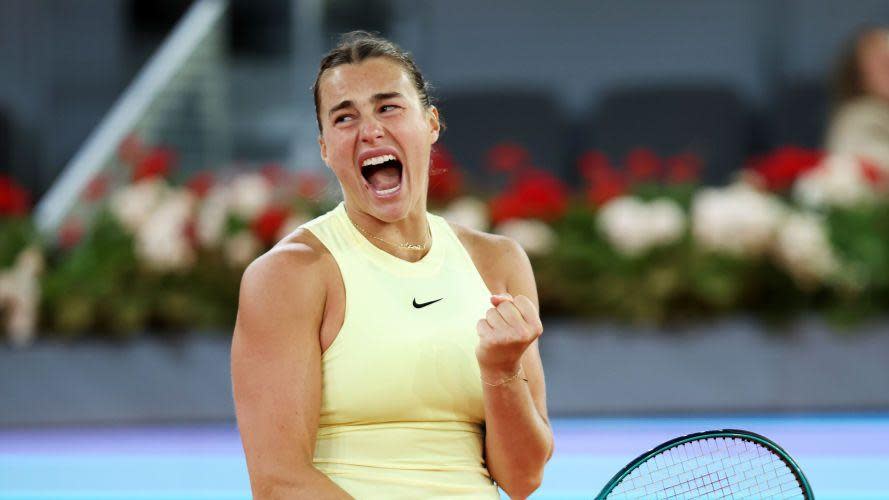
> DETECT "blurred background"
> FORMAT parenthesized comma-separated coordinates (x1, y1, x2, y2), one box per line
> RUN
(2, 0, 889, 498)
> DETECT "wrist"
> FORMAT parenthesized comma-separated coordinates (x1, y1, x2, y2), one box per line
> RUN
(480, 361, 521, 379)
(480, 363, 525, 387)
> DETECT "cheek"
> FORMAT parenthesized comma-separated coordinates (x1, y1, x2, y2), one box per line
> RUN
(326, 135, 352, 161)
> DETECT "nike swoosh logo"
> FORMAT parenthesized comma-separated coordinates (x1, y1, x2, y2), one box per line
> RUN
(413, 298, 444, 309)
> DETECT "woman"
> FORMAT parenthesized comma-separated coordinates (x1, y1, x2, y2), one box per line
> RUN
(231, 32, 553, 499)
(826, 26, 889, 170)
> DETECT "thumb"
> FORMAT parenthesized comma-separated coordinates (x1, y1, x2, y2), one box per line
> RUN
(490, 293, 514, 306)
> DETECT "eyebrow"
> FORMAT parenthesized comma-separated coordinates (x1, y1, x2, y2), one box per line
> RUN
(327, 92, 405, 117)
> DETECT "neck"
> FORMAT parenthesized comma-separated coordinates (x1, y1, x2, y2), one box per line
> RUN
(343, 200, 432, 261)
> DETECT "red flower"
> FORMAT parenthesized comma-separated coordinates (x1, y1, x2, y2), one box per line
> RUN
(260, 163, 291, 185)
(860, 158, 886, 186)
(489, 168, 567, 223)
(747, 147, 824, 191)
(186, 171, 215, 198)
(665, 152, 702, 184)
(251, 206, 290, 245)
(58, 218, 84, 250)
(578, 150, 612, 183)
(489, 194, 526, 224)
(82, 174, 109, 202)
(133, 147, 175, 181)
(486, 142, 531, 172)
(428, 146, 463, 202)
(183, 219, 199, 247)
(118, 133, 146, 166)
(577, 150, 627, 207)
(626, 148, 660, 182)
(295, 170, 328, 200)
(586, 177, 627, 207)
(0, 175, 30, 216)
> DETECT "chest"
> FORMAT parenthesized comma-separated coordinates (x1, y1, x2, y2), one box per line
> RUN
(316, 246, 500, 424)
(318, 242, 504, 355)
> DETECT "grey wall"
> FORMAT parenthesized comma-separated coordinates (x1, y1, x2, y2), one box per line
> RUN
(0, 0, 128, 197)
(394, 0, 889, 117)
(780, 0, 889, 79)
(3, 0, 889, 195)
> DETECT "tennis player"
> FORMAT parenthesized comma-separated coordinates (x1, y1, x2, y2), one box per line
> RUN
(231, 31, 553, 499)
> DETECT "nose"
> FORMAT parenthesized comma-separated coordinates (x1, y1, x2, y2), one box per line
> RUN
(358, 116, 385, 144)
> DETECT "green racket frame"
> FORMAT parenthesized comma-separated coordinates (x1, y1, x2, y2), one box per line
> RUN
(595, 429, 814, 499)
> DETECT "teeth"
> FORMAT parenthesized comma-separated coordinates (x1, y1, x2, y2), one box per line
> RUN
(362, 154, 396, 167)
(375, 185, 400, 195)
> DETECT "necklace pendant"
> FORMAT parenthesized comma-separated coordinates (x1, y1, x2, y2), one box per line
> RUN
(402, 243, 424, 250)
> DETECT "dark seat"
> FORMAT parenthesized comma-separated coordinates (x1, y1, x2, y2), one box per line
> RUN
(436, 89, 567, 187)
(583, 85, 751, 185)
(768, 80, 830, 150)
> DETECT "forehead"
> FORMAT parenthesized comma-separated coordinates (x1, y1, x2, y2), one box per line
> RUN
(318, 57, 418, 111)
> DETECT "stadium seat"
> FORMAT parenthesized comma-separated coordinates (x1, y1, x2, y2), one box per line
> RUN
(436, 89, 568, 187)
(583, 85, 751, 185)
(767, 80, 830, 150)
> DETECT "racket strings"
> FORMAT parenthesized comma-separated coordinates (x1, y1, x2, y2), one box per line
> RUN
(607, 437, 805, 499)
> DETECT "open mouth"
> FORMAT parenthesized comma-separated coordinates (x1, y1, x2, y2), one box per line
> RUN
(361, 154, 403, 197)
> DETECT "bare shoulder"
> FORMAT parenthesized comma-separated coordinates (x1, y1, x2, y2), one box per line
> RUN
(244, 228, 330, 283)
(237, 228, 334, 330)
(449, 220, 523, 255)
(447, 221, 533, 296)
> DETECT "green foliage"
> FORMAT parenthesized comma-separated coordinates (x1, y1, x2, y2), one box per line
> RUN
(0, 217, 40, 268)
(531, 196, 889, 328)
(41, 211, 143, 339)
(39, 209, 244, 340)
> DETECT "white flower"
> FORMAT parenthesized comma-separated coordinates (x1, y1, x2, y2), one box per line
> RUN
(135, 190, 196, 272)
(692, 184, 784, 257)
(109, 179, 168, 233)
(225, 231, 262, 267)
(493, 219, 557, 256)
(0, 246, 44, 348)
(196, 186, 230, 248)
(439, 196, 490, 231)
(276, 212, 311, 241)
(794, 154, 875, 208)
(228, 173, 272, 219)
(597, 196, 685, 257)
(773, 212, 840, 287)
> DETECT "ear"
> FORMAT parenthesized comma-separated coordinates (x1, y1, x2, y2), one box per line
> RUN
(318, 135, 330, 167)
(427, 106, 441, 144)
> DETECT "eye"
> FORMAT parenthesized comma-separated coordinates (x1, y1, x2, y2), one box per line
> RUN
(380, 104, 400, 113)
(333, 114, 354, 124)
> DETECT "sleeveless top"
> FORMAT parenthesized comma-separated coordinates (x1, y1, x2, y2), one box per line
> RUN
(300, 202, 501, 499)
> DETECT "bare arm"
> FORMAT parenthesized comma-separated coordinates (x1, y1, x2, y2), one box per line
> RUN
(231, 244, 353, 499)
(479, 238, 554, 499)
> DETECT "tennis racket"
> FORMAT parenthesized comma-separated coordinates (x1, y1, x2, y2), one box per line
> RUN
(596, 429, 813, 499)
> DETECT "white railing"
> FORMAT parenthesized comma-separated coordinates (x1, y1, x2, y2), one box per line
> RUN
(35, 0, 228, 235)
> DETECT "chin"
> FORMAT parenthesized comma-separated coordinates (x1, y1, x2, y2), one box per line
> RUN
(359, 175, 418, 222)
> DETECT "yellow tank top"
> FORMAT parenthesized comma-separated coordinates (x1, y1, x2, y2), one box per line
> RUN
(301, 202, 501, 499)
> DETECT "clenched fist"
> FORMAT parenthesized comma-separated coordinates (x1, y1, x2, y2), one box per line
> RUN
(475, 293, 543, 382)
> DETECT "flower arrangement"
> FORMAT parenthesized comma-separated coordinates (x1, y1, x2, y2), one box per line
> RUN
(27, 134, 333, 345)
(431, 143, 889, 325)
(3, 135, 889, 346)
(0, 176, 43, 346)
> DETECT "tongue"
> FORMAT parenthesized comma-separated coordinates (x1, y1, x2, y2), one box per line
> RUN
(367, 165, 401, 191)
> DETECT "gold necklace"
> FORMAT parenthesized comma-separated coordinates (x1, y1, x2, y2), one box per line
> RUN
(349, 217, 431, 251)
